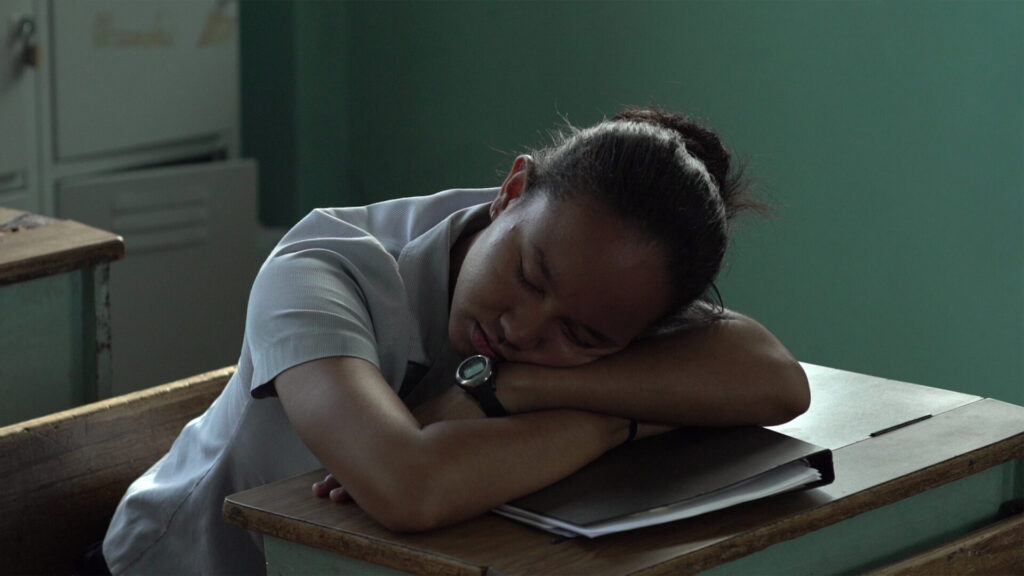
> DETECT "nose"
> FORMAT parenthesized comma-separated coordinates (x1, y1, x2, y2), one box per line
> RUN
(499, 305, 547, 351)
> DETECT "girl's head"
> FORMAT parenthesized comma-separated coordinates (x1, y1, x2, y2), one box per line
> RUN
(527, 107, 755, 314)
(449, 107, 757, 367)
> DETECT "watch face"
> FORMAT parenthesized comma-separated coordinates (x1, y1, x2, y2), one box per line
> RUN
(457, 355, 490, 386)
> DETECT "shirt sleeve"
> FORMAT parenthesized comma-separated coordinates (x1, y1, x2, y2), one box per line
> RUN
(245, 234, 411, 398)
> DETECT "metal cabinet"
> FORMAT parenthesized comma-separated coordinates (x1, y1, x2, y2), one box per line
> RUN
(0, 0, 39, 213)
(49, 1, 238, 161)
(58, 160, 256, 395)
(1, 0, 256, 399)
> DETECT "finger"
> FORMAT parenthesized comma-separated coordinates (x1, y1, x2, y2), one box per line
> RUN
(312, 473, 342, 497)
(312, 481, 327, 497)
(329, 486, 352, 502)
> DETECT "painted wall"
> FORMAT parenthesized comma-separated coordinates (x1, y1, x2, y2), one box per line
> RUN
(240, 1, 1022, 404)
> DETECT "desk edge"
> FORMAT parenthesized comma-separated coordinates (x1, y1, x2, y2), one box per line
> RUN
(223, 498, 491, 576)
(223, 399, 1024, 576)
(634, 427, 1024, 575)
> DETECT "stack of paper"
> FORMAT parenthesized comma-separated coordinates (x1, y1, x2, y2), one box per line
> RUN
(494, 426, 833, 538)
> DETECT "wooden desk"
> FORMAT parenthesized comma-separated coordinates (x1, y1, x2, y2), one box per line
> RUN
(0, 207, 124, 422)
(223, 365, 1024, 575)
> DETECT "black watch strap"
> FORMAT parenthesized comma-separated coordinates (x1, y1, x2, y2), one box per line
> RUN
(466, 378, 509, 418)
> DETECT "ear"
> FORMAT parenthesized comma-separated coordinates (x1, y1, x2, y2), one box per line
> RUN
(490, 155, 534, 220)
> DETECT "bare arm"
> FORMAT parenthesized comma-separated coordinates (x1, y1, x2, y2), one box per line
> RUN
(498, 310, 809, 426)
(275, 355, 630, 532)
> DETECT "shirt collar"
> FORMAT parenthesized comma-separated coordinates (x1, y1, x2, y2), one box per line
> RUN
(397, 202, 490, 367)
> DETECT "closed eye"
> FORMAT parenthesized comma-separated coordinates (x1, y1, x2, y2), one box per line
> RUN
(517, 255, 544, 295)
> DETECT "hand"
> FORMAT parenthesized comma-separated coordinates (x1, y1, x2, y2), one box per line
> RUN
(411, 385, 486, 426)
(312, 472, 352, 502)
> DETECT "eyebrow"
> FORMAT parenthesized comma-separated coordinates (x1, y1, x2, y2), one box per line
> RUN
(530, 242, 620, 349)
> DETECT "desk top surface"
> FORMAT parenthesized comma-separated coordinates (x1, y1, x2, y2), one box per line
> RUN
(223, 365, 1024, 576)
(0, 207, 124, 286)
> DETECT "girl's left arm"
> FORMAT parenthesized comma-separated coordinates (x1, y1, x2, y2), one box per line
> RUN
(498, 310, 810, 426)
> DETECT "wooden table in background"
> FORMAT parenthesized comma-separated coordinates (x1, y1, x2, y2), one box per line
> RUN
(224, 364, 1024, 575)
(0, 207, 124, 405)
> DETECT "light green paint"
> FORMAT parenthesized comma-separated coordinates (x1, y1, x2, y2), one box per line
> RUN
(241, 0, 1023, 405)
(0, 273, 84, 425)
(698, 460, 1020, 575)
(264, 535, 410, 576)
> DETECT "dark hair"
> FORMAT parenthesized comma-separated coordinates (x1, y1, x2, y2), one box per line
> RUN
(524, 107, 762, 326)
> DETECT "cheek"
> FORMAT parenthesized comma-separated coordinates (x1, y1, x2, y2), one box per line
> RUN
(458, 241, 515, 309)
(454, 268, 497, 316)
(450, 252, 508, 339)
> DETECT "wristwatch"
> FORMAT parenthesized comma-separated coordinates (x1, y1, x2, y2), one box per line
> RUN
(455, 355, 509, 418)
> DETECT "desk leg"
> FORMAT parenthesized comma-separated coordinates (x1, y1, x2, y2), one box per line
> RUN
(81, 264, 113, 402)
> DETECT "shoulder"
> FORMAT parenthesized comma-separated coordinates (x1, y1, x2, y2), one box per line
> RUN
(277, 188, 498, 259)
(361, 188, 498, 249)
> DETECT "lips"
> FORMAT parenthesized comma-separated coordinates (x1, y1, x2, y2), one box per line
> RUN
(471, 322, 502, 360)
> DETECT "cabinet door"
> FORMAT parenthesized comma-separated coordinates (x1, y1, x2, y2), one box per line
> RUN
(49, 0, 238, 160)
(57, 160, 257, 395)
(0, 0, 37, 211)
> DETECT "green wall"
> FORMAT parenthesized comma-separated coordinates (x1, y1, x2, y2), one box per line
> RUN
(241, 1, 1022, 404)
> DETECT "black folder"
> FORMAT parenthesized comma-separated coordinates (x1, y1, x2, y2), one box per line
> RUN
(495, 425, 834, 537)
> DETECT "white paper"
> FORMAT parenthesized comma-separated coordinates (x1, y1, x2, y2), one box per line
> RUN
(494, 460, 821, 538)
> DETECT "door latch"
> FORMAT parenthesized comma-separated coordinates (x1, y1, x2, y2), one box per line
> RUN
(12, 15, 40, 68)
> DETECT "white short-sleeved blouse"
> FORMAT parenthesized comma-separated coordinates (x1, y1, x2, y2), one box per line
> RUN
(102, 188, 496, 575)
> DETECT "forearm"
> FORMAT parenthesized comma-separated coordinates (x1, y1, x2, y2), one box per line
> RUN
(498, 311, 810, 426)
(407, 410, 628, 529)
(277, 356, 629, 533)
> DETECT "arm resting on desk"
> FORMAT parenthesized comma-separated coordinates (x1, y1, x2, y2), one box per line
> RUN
(280, 311, 805, 531)
(276, 356, 630, 533)
(414, 310, 805, 439)
(499, 309, 809, 426)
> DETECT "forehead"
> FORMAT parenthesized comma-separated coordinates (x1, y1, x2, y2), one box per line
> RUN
(511, 195, 671, 339)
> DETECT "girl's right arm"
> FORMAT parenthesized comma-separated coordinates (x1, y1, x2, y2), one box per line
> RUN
(275, 354, 630, 532)
(499, 310, 809, 427)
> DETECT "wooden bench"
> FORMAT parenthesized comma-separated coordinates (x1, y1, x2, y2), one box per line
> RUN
(0, 366, 234, 574)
